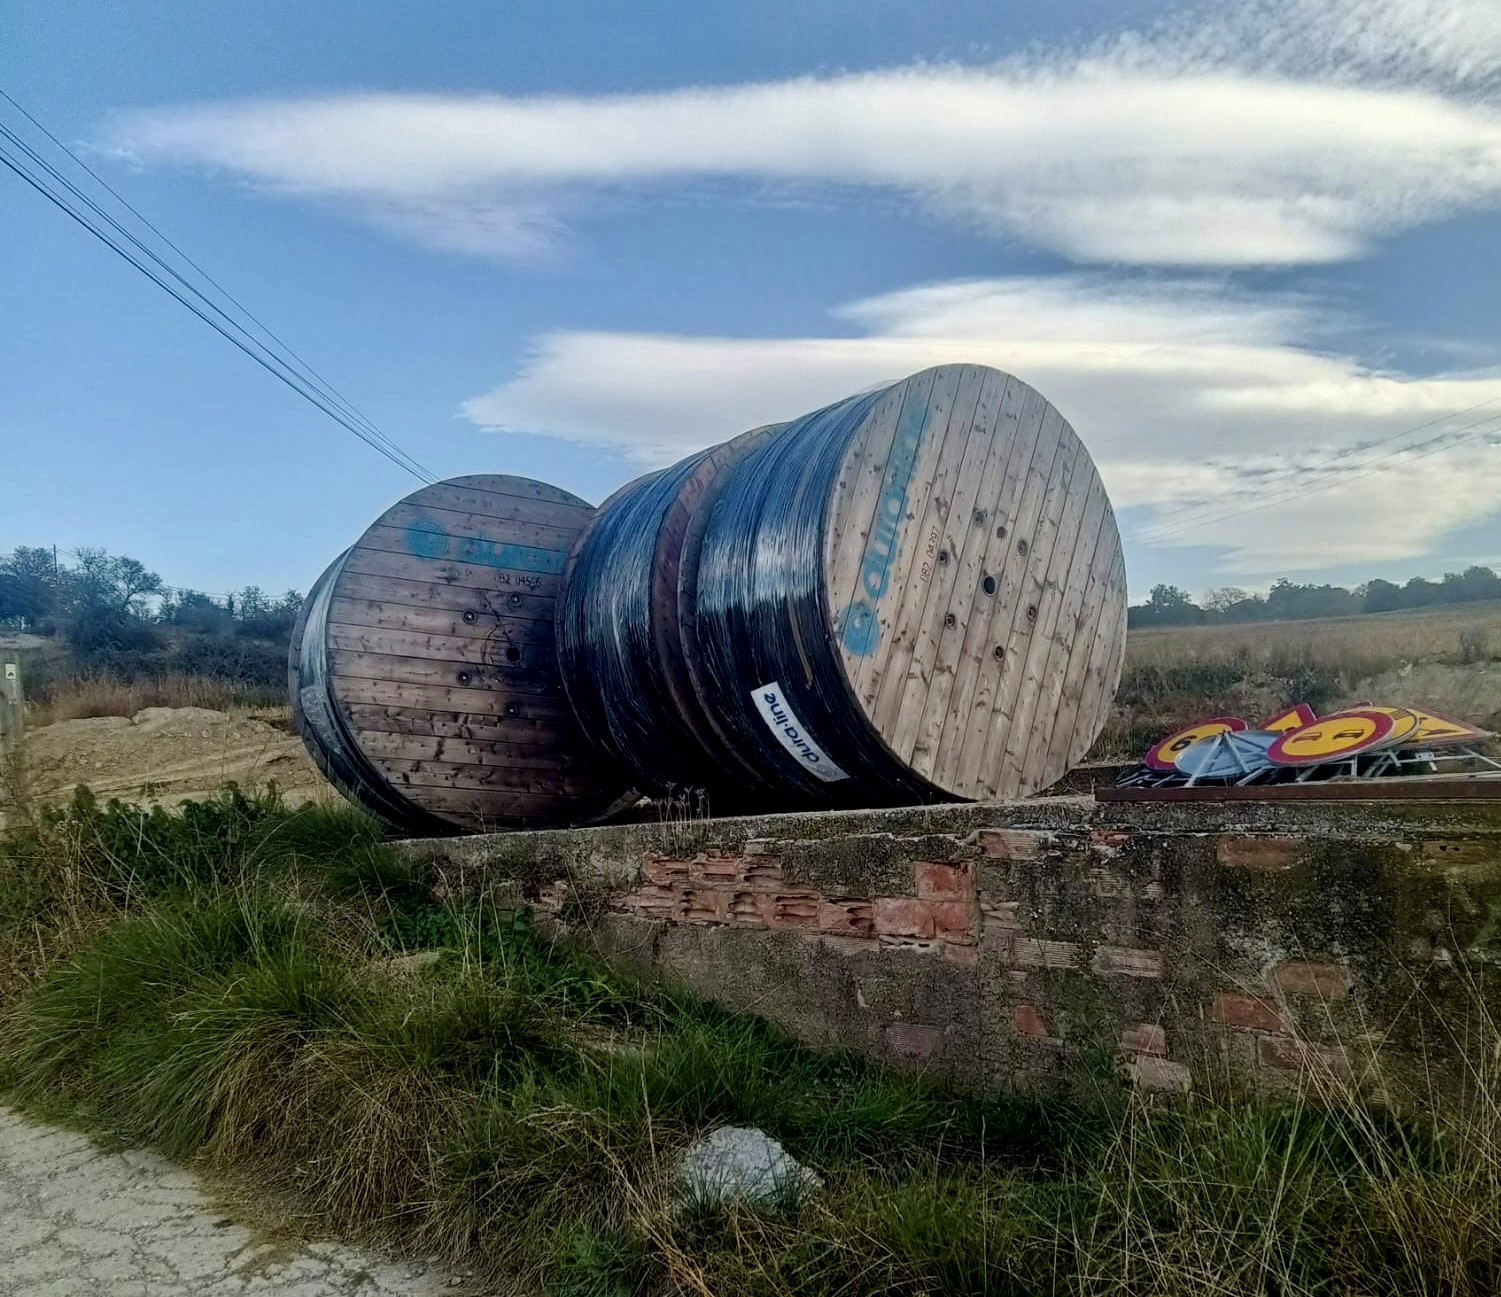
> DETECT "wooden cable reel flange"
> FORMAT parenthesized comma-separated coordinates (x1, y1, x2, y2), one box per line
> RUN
(297, 475, 634, 832)
(823, 365, 1127, 799)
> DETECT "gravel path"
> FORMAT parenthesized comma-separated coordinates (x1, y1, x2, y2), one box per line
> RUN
(0, 1108, 456, 1296)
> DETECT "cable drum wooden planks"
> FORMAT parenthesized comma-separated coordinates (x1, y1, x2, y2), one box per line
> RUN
(290, 475, 634, 832)
(558, 363, 1127, 809)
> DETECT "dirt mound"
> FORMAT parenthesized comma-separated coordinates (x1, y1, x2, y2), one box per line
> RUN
(1338, 662, 1501, 731)
(21, 706, 333, 810)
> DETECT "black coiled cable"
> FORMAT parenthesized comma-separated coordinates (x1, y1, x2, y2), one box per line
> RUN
(557, 450, 732, 797)
(693, 388, 956, 809)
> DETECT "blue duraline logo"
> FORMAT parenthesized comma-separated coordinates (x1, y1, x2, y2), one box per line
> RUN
(838, 398, 929, 657)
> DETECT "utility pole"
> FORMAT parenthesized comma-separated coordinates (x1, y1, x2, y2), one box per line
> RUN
(0, 660, 22, 756)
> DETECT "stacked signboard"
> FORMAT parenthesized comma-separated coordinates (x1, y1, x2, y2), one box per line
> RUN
(1119, 704, 1499, 790)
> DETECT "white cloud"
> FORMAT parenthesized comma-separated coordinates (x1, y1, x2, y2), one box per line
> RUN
(108, 0, 1501, 266)
(459, 273, 1501, 574)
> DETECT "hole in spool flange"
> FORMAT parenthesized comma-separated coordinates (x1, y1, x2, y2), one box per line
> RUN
(993, 645, 1006, 662)
(505, 645, 522, 663)
(972, 507, 987, 526)
(944, 612, 957, 628)
(1026, 604, 1038, 623)
(982, 574, 997, 596)
(507, 592, 523, 608)
(505, 702, 520, 718)
(462, 610, 477, 624)
(457, 671, 472, 686)
(1017, 538, 1029, 556)
(937, 548, 950, 565)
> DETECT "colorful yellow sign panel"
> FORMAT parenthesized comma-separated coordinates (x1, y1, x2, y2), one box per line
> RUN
(1259, 703, 1316, 733)
(1267, 709, 1396, 766)
(1144, 717, 1247, 772)
(1141, 702, 1493, 775)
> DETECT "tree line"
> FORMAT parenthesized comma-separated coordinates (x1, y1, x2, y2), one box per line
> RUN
(0, 545, 302, 685)
(1130, 565, 1501, 628)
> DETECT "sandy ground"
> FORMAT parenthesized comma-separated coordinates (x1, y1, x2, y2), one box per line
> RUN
(20, 707, 332, 811)
(0, 1107, 458, 1296)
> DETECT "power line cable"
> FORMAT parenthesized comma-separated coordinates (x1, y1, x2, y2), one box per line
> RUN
(1140, 392, 1501, 540)
(0, 92, 436, 482)
(0, 89, 423, 472)
(0, 135, 434, 482)
(1140, 407, 1501, 543)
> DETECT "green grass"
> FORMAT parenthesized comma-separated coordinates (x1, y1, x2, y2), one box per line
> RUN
(2, 789, 1499, 1295)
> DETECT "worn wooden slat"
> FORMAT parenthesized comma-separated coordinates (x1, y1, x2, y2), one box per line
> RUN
(825, 373, 936, 700)
(1068, 551, 1129, 769)
(1045, 507, 1123, 778)
(930, 386, 1048, 790)
(940, 393, 1061, 792)
(823, 381, 913, 651)
(339, 547, 567, 601)
(866, 365, 987, 736)
(378, 757, 596, 796)
(355, 522, 577, 571)
(342, 701, 571, 743)
(1028, 484, 1110, 787)
(355, 730, 578, 770)
(999, 470, 1108, 796)
(327, 601, 548, 643)
(971, 417, 1079, 795)
(907, 375, 1023, 776)
(325, 621, 555, 664)
(879, 368, 1000, 759)
(333, 569, 554, 623)
(845, 366, 966, 709)
(327, 647, 562, 696)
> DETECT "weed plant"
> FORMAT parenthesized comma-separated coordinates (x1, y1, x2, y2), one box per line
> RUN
(2, 790, 1498, 1294)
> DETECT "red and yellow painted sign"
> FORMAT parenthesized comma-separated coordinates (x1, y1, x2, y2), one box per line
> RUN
(1144, 717, 1248, 772)
(1259, 703, 1317, 733)
(1405, 707, 1494, 747)
(1354, 705, 1422, 747)
(1267, 709, 1396, 766)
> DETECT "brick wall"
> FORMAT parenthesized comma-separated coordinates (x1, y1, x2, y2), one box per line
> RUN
(403, 799, 1501, 1103)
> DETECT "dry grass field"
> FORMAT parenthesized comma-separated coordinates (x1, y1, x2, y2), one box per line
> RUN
(1096, 602, 1501, 759)
(26, 671, 284, 728)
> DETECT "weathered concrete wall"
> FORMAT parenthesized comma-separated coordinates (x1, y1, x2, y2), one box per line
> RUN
(400, 798, 1501, 1103)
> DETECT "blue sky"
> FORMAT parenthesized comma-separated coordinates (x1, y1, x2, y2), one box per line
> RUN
(4, 0, 1501, 601)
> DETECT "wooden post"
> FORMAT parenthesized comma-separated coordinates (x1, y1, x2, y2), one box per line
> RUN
(0, 660, 22, 755)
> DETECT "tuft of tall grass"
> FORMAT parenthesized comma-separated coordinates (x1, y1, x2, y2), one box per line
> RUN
(2, 790, 1499, 1294)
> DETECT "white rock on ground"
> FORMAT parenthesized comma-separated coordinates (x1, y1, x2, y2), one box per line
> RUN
(675, 1126, 821, 1209)
(0, 1107, 458, 1296)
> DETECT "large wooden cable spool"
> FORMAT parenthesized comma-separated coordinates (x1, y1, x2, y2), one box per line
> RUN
(691, 364, 1127, 806)
(294, 475, 634, 832)
(556, 425, 781, 801)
